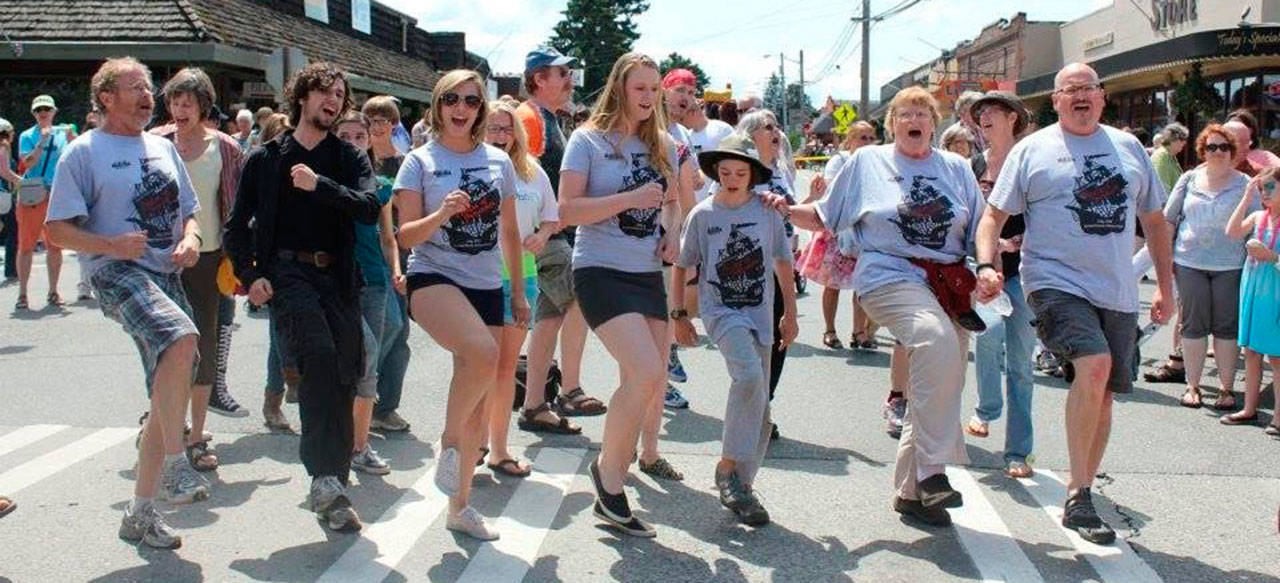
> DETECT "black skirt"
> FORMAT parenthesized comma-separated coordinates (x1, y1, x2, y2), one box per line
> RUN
(573, 266, 667, 329)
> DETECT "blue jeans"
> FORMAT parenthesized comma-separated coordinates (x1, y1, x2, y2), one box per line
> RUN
(357, 284, 404, 398)
(265, 306, 294, 394)
(374, 290, 410, 417)
(973, 276, 1035, 462)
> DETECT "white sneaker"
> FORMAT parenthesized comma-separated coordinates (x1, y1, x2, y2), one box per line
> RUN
(161, 460, 210, 504)
(434, 447, 460, 496)
(447, 506, 498, 541)
(119, 501, 181, 549)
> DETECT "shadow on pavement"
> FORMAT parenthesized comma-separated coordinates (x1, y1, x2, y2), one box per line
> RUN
(0, 344, 33, 355)
(228, 533, 356, 582)
(89, 548, 203, 583)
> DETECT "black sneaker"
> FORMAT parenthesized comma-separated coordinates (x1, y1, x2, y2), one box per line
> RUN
(893, 496, 952, 527)
(917, 473, 963, 509)
(208, 385, 249, 418)
(1062, 487, 1116, 545)
(589, 459, 655, 537)
(770, 423, 780, 441)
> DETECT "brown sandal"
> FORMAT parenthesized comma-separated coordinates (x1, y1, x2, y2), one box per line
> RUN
(0, 495, 15, 518)
(1179, 387, 1203, 409)
(487, 458, 532, 477)
(1213, 390, 1237, 411)
(557, 388, 607, 417)
(822, 330, 844, 349)
(965, 416, 989, 438)
(518, 402, 582, 434)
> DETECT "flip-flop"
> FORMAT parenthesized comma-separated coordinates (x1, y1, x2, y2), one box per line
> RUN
(964, 417, 989, 438)
(487, 458, 532, 478)
(0, 496, 15, 518)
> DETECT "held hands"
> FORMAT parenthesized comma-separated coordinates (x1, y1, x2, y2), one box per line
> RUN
(108, 231, 148, 260)
(673, 318, 699, 347)
(290, 164, 318, 192)
(975, 267, 1005, 303)
(248, 278, 274, 307)
(171, 232, 200, 268)
(997, 236, 1022, 254)
(809, 174, 827, 199)
(658, 230, 679, 263)
(438, 190, 471, 219)
(760, 193, 791, 217)
(393, 273, 407, 295)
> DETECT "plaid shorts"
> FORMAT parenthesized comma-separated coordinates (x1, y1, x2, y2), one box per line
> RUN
(91, 261, 199, 393)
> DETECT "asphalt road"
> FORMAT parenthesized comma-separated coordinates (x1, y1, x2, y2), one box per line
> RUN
(1, 175, 1278, 582)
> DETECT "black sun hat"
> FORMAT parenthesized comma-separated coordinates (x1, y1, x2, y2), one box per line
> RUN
(697, 133, 772, 188)
(971, 91, 1029, 136)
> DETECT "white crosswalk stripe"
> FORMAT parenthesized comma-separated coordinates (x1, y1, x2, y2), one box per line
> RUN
(456, 447, 586, 583)
(1020, 469, 1164, 583)
(946, 467, 1047, 583)
(0, 427, 133, 495)
(0, 424, 69, 458)
(0, 425, 1172, 583)
(315, 441, 451, 583)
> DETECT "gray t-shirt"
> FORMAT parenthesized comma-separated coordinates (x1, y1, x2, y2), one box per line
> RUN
(678, 195, 792, 346)
(989, 124, 1165, 313)
(561, 128, 678, 273)
(1164, 168, 1255, 272)
(394, 140, 518, 289)
(816, 144, 983, 296)
(45, 130, 199, 277)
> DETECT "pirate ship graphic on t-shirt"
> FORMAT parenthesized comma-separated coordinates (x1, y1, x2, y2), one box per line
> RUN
(617, 152, 666, 238)
(889, 174, 954, 250)
(1066, 153, 1129, 235)
(442, 166, 501, 255)
(127, 156, 180, 249)
(709, 222, 765, 309)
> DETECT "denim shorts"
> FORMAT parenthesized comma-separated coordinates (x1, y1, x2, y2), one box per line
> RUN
(91, 261, 198, 393)
(1028, 288, 1137, 393)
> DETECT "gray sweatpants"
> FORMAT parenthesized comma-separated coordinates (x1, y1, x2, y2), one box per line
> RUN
(717, 326, 774, 484)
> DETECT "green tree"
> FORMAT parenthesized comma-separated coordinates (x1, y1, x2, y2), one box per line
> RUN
(658, 52, 710, 92)
(763, 73, 783, 118)
(786, 83, 813, 122)
(549, 0, 650, 103)
(1171, 61, 1224, 121)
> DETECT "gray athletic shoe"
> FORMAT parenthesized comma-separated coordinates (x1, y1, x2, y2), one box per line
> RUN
(434, 447, 461, 496)
(161, 460, 210, 504)
(309, 476, 362, 532)
(351, 443, 391, 475)
(119, 501, 182, 549)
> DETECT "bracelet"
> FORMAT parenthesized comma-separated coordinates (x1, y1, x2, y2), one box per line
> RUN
(669, 308, 689, 320)
(975, 263, 997, 274)
(189, 232, 203, 246)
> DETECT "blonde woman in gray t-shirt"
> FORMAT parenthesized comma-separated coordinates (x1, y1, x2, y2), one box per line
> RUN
(560, 53, 679, 538)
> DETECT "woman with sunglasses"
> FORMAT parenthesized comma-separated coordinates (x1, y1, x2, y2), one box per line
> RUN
(737, 110, 797, 438)
(1165, 124, 1253, 413)
(561, 52, 679, 538)
(394, 69, 528, 541)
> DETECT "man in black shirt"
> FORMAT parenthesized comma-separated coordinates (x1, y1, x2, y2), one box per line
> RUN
(224, 62, 380, 532)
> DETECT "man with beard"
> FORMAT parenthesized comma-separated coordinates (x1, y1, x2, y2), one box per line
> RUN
(976, 63, 1174, 544)
(225, 62, 381, 532)
(514, 46, 609, 432)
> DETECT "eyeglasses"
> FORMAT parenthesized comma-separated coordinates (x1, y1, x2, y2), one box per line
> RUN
(893, 110, 932, 121)
(1054, 83, 1102, 96)
(1203, 143, 1232, 153)
(442, 92, 483, 109)
(487, 125, 514, 135)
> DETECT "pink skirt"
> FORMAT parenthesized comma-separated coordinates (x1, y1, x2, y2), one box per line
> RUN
(797, 230, 856, 289)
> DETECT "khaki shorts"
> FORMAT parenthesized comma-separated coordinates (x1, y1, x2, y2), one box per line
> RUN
(534, 237, 576, 322)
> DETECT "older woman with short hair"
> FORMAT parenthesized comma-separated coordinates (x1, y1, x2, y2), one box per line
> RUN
(940, 124, 975, 159)
(790, 86, 984, 528)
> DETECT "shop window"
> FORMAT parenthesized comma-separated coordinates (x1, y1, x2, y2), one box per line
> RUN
(1262, 74, 1280, 149)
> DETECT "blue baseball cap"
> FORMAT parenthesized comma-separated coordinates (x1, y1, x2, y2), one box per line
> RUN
(525, 46, 577, 73)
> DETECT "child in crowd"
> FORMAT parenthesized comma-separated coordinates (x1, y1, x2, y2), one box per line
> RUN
(672, 133, 798, 525)
(1224, 166, 1280, 434)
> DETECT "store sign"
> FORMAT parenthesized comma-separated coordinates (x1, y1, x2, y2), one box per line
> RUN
(1151, 0, 1196, 30)
(1216, 29, 1280, 54)
(1083, 32, 1114, 52)
(242, 82, 276, 99)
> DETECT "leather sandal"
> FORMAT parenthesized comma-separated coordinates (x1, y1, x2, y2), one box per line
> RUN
(822, 330, 844, 349)
(517, 402, 582, 434)
(1213, 390, 1237, 411)
(1179, 387, 1203, 408)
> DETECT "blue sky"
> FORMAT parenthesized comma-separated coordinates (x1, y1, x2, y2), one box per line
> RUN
(382, 0, 1110, 104)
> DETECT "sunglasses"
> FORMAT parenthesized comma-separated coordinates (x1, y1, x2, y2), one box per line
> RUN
(1204, 143, 1232, 153)
(442, 92, 483, 109)
(33, 107, 53, 113)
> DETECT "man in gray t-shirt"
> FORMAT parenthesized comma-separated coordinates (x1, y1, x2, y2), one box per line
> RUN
(45, 57, 204, 550)
(976, 63, 1175, 546)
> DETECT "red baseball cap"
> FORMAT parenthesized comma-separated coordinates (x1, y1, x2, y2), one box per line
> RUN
(661, 69, 696, 90)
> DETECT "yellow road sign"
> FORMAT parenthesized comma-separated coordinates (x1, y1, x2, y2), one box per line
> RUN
(833, 104, 858, 130)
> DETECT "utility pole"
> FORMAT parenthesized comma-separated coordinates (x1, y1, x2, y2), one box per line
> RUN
(798, 49, 805, 128)
(860, 0, 870, 118)
(779, 52, 788, 130)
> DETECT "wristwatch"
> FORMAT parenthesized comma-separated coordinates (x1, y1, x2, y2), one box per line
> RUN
(669, 308, 689, 320)
(975, 263, 997, 275)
